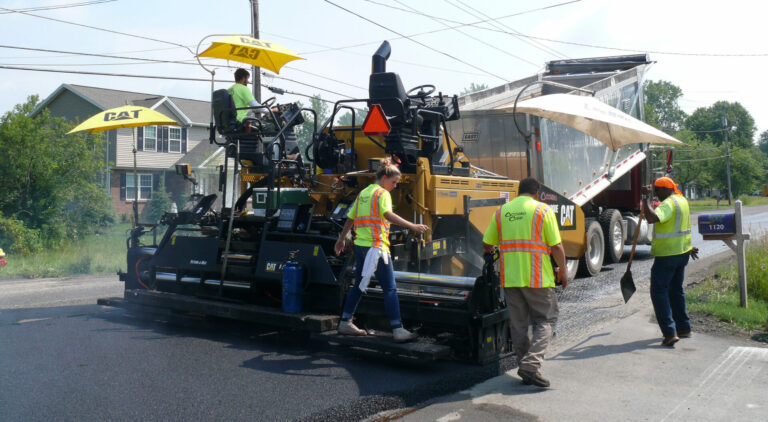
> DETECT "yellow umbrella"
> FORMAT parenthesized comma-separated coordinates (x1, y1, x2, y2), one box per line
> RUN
(67, 105, 180, 134)
(197, 35, 303, 74)
(68, 105, 181, 229)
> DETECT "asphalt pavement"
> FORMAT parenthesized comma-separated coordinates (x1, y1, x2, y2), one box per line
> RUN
(1, 205, 767, 421)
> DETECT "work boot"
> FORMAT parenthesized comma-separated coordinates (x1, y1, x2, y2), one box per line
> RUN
(393, 327, 418, 343)
(677, 330, 692, 338)
(338, 320, 366, 336)
(661, 335, 680, 347)
(518, 369, 550, 388)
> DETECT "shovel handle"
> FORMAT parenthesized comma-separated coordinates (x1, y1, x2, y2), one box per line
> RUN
(626, 209, 644, 271)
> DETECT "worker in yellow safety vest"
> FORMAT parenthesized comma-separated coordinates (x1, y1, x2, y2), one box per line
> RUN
(642, 177, 699, 347)
(334, 157, 429, 343)
(482, 177, 567, 388)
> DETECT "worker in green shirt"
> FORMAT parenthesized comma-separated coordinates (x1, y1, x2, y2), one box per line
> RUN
(228, 68, 263, 122)
(483, 177, 567, 388)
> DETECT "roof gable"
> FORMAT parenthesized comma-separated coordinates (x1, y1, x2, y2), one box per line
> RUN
(33, 84, 210, 125)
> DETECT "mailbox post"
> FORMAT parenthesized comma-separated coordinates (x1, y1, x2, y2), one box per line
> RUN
(698, 200, 750, 307)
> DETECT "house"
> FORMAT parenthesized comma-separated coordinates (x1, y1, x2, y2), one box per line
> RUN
(32, 84, 226, 218)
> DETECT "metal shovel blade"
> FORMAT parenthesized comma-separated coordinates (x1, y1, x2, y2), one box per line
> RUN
(620, 270, 636, 303)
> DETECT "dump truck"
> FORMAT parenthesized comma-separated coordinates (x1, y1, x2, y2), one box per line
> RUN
(104, 44, 646, 363)
(448, 55, 656, 279)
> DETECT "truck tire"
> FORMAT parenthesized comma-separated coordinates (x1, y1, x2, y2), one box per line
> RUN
(599, 209, 625, 264)
(578, 220, 605, 277)
(566, 259, 578, 281)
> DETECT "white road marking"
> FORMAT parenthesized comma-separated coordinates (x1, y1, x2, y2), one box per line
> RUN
(16, 318, 51, 324)
(436, 410, 463, 422)
(662, 346, 768, 421)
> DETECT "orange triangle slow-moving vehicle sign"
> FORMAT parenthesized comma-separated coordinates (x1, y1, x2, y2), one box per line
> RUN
(362, 104, 391, 137)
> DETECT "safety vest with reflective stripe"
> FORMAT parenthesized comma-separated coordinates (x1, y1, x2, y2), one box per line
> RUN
(351, 184, 391, 253)
(651, 194, 692, 257)
(495, 197, 556, 288)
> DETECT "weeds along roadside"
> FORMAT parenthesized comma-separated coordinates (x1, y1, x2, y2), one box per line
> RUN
(687, 229, 768, 332)
(0, 223, 132, 279)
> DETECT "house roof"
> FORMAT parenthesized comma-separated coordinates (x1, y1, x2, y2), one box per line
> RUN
(174, 141, 223, 169)
(32, 83, 211, 126)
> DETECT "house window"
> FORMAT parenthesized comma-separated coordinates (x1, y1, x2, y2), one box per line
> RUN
(169, 127, 182, 153)
(126, 173, 153, 201)
(143, 126, 157, 151)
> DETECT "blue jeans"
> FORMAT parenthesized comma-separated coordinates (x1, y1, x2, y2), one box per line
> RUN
(650, 253, 691, 337)
(341, 245, 403, 328)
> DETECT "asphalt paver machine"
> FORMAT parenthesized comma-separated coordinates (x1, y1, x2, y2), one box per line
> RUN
(108, 42, 585, 363)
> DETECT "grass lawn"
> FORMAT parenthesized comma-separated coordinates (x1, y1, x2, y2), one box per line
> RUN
(0, 223, 132, 279)
(689, 196, 768, 212)
(687, 236, 768, 332)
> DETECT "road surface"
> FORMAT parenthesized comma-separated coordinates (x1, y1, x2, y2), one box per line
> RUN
(1, 205, 766, 421)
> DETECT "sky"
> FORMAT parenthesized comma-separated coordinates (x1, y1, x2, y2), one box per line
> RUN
(1, 0, 766, 137)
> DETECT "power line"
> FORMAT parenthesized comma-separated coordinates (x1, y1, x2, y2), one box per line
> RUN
(263, 31, 489, 77)
(0, 44, 193, 65)
(390, 0, 540, 68)
(0, 5, 194, 55)
(304, 0, 580, 55)
(365, 0, 567, 61)
(0, 0, 116, 14)
(0, 45, 362, 98)
(264, 72, 355, 98)
(673, 155, 727, 163)
(280, 66, 367, 91)
(449, 0, 570, 59)
(322, 1, 768, 58)
(0, 64, 342, 105)
(324, 0, 510, 82)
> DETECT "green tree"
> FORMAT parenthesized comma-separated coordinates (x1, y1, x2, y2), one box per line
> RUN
(460, 82, 488, 96)
(336, 107, 368, 126)
(643, 80, 687, 134)
(0, 96, 114, 253)
(294, 95, 329, 159)
(704, 145, 764, 197)
(143, 176, 173, 223)
(758, 130, 768, 155)
(667, 131, 714, 193)
(686, 101, 756, 148)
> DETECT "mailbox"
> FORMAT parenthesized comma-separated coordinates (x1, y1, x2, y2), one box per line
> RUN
(698, 213, 736, 236)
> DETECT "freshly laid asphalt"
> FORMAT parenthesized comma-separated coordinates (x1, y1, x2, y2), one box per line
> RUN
(1, 205, 767, 421)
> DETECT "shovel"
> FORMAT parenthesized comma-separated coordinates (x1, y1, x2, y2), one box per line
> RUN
(620, 210, 643, 303)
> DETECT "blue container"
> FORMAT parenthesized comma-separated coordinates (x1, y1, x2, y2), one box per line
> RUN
(282, 258, 303, 313)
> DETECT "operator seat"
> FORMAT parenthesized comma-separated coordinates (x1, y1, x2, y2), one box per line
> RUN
(212, 89, 241, 136)
(368, 72, 410, 126)
(211, 89, 271, 168)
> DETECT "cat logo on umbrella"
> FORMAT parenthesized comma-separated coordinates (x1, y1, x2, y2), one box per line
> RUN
(103, 109, 142, 122)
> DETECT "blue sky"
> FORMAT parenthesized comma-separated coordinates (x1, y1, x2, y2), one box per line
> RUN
(1, 0, 766, 135)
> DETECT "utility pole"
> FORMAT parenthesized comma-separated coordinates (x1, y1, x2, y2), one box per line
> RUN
(722, 112, 733, 205)
(250, 0, 261, 102)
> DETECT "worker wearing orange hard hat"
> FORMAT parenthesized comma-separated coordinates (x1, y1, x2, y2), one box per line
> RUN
(641, 176, 699, 347)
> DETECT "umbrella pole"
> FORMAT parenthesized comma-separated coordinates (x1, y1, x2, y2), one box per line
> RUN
(132, 128, 139, 229)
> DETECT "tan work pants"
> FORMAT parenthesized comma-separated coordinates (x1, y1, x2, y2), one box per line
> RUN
(504, 287, 559, 374)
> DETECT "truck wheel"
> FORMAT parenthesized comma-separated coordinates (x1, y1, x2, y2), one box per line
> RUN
(599, 209, 624, 263)
(578, 220, 605, 277)
(566, 259, 578, 281)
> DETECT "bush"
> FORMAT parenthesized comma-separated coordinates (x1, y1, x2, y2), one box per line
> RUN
(143, 175, 173, 223)
(0, 213, 42, 255)
(738, 194, 753, 206)
(746, 237, 768, 302)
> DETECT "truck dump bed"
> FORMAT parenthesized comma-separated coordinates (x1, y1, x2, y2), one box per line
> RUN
(448, 55, 652, 208)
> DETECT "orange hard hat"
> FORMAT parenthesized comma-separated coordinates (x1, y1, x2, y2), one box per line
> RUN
(654, 177, 682, 195)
